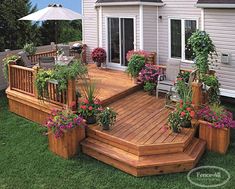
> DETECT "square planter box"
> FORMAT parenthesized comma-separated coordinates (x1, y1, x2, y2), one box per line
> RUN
(199, 120, 230, 154)
(48, 126, 86, 159)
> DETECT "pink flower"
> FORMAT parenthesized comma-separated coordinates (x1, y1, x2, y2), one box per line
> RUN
(88, 106, 93, 111)
(181, 112, 186, 117)
(81, 105, 87, 110)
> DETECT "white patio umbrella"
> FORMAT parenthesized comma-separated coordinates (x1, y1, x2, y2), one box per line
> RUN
(19, 4, 83, 52)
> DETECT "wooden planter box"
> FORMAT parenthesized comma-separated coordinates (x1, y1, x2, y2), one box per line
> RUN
(199, 120, 230, 154)
(48, 126, 86, 159)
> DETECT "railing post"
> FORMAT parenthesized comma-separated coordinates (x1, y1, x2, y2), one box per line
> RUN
(8, 61, 15, 90)
(67, 79, 76, 110)
(192, 82, 203, 110)
(82, 44, 87, 64)
(33, 66, 39, 98)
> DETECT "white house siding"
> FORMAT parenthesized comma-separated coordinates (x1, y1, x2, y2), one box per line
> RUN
(143, 6, 158, 53)
(101, 6, 140, 51)
(204, 9, 235, 94)
(158, 0, 201, 67)
(83, 0, 98, 62)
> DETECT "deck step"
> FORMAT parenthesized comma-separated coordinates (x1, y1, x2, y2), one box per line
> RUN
(81, 137, 206, 177)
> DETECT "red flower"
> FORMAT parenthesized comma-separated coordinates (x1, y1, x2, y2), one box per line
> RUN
(69, 101, 76, 108)
(186, 107, 191, 111)
(181, 112, 186, 117)
(81, 105, 87, 110)
(88, 106, 93, 111)
(84, 99, 89, 104)
(179, 100, 183, 104)
(190, 111, 195, 118)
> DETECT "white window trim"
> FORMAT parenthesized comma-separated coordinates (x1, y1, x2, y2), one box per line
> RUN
(168, 17, 199, 63)
(105, 16, 137, 69)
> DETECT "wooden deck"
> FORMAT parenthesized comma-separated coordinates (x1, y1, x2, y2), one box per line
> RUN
(82, 91, 206, 176)
(78, 64, 140, 105)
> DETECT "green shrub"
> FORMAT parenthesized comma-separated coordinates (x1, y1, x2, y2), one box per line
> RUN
(126, 55, 145, 78)
(2, 55, 19, 80)
(23, 43, 37, 55)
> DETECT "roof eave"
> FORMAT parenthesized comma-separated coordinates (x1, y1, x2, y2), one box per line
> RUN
(95, 2, 165, 7)
(196, 3, 235, 8)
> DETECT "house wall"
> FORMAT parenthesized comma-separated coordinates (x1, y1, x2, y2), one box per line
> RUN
(143, 6, 158, 53)
(101, 6, 140, 51)
(158, 0, 201, 67)
(204, 9, 235, 95)
(83, 0, 98, 62)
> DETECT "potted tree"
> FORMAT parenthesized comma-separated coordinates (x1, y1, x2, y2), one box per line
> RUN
(45, 109, 85, 159)
(91, 48, 107, 68)
(197, 104, 235, 154)
(97, 107, 117, 130)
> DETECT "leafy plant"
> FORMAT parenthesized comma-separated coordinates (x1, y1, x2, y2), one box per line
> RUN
(2, 55, 19, 79)
(97, 107, 117, 130)
(177, 71, 190, 83)
(197, 104, 235, 128)
(175, 78, 192, 102)
(23, 43, 37, 55)
(168, 111, 182, 133)
(176, 100, 195, 124)
(127, 55, 145, 78)
(202, 75, 220, 104)
(188, 30, 216, 79)
(35, 60, 87, 99)
(144, 82, 156, 93)
(78, 98, 102, 119)
(45, 109, 84, 139)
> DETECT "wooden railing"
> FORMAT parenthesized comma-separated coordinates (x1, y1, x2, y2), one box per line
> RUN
(8, 63, 36, 96)
(28, 50, 57, 64)
(8, 63, 76, 108)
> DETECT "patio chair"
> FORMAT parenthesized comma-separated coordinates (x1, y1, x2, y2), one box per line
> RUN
(17, 51, 34, 68)
(156, 61, 180, 98)
(39, 56, 55, 70)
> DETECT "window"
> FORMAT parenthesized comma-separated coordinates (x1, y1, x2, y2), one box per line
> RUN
(170, 19, 197, 62)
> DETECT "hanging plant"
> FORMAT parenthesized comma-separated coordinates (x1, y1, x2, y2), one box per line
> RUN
(2, 55, 19, 80)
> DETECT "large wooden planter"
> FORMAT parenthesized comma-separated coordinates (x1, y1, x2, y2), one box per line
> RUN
(199, 120, 230, 154)
(48, 126, 86, 159)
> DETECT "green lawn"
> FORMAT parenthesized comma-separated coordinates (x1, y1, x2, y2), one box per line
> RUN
(0, 91, 234, 189)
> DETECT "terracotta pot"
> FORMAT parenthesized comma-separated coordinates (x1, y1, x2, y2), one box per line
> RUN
(48, 126, 85, 159)
(198, 120, 230, 154)
(86, 116, 96, 124)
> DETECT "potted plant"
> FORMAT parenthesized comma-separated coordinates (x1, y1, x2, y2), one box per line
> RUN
(168, 111, 182, 133)
(91, 48, 107, 67)
(23, 43, 37, 56)
(45, 109, 85, 159)
(176, 100, 195, 128)
(78, 80, 102, 124)
(97, 107, 117, 130)
(197, 104, 235, 154)
(126, 55, 146, 81)
(139, 64, 161, 95)
(126, 50, 149, 62)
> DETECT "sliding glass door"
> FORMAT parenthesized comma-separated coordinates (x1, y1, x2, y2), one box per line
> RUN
(108, 17, 134, 67)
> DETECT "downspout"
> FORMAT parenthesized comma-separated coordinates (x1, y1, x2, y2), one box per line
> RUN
(201, 8, 205, 31)
(139, 5, 144, 50)
(99, 6, 103, 47)
(157, 6, 159, 65)
(82, 0, 85, 43)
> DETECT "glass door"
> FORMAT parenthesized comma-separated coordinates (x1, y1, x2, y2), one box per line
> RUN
(108, 17, 134, 67)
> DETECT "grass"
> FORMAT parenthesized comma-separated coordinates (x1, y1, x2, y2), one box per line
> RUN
(0, 91, 235, 189)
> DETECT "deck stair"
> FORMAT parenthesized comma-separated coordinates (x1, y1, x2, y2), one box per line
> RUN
(81, 91, 206, 177)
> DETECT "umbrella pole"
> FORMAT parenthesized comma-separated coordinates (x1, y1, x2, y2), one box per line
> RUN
(55, 20, 58, 60)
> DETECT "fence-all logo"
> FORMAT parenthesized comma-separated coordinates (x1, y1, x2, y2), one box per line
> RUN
(187, 166, 231, 188)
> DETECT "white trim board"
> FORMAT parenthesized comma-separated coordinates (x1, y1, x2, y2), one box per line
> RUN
(95, 2, 165, 7)
(197, 4, 235, 8)
(220, 88, 235, 98)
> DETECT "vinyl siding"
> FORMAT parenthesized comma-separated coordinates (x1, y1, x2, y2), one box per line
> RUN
(158, 0, 201, 66)
(83, 0, 98, 62)
(204, 9, 235, 92)
(143, 6, 158, 53)
(101, 6, 140, 50)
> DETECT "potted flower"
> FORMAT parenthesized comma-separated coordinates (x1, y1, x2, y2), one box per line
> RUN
(126, 50, 149, 62)
(78, 80, 102, 124)
(139, 64, 161, 95)
(176, 100, 195, 128)
(45, 109, 85, 159)
(97, 107, 117, 130)
(78, 98, 102, 124)
(91, 48, 107, 67)
(168, 111, 181, 133)
(197, 104, 235, 154)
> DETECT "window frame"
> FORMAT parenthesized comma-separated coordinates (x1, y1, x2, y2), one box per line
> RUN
(168, 17, 199, 63)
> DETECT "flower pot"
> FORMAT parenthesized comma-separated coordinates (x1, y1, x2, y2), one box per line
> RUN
(148, 90, 156, 96)
(102, 124, 110, 131)
(96, 62, 102, 68)
(199, 120, 230, 154)
(172, 127, 180, 133)
(181, 120, 192, 128)
(86, 116, 96, 124)
(48, 126, 85, 159)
